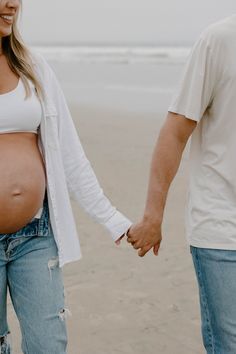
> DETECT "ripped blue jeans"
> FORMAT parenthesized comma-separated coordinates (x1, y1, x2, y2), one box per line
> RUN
(0, 191, 68, 354)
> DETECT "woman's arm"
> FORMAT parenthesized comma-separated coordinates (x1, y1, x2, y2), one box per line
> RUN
(39, 57, 132, 242)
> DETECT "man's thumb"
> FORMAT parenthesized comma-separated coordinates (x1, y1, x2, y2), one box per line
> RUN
(153, 244, 159, 256)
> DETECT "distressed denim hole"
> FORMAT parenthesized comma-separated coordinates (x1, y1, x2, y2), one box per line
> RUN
(0, 331, 11, 354)
(58, 308, 72, 321)
(47, 256, 59, 280)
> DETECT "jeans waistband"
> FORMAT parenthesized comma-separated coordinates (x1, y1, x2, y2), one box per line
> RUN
(0, 191, 50, 241)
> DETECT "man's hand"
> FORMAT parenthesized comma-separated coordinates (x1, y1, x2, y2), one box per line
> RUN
(126, 219, 162, 257)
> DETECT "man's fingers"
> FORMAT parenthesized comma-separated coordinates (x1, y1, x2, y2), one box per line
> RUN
(127, 235, 140, 244)
(132, 242, 142, 250)
(138, 245, 152, 257)
(153, 243, 160, 255)
(127, 236, 145, 250)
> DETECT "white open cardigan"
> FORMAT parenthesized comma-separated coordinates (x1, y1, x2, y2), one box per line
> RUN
(32, 52, 132, 268)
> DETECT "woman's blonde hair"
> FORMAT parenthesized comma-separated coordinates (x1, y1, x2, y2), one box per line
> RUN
(2, 1, 44, 99)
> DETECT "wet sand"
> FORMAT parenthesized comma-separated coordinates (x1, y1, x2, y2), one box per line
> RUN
(7, 105, 204, 354)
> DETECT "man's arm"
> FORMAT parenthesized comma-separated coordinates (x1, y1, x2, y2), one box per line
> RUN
(127, 111, 197, 257)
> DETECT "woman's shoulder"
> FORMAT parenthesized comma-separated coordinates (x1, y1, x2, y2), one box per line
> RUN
(31, 50, 49, 69)
(30, 49, 60, 98)
(30, 49, 45, 66)
(30, 49, 53, 81)
(30, 49, 67, 110)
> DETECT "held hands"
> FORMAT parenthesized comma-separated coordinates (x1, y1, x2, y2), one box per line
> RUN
(115, 218, 162, 257)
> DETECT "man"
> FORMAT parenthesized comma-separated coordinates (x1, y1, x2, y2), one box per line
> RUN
(126, 14, 236, 353)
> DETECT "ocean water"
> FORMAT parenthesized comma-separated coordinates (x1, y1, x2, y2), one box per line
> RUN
(33, 46, 190, 114)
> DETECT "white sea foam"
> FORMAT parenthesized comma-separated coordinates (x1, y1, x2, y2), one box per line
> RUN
(31, 45, 190, 64)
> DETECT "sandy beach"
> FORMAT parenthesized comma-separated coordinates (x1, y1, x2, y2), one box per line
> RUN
(7, 105, 204, 354)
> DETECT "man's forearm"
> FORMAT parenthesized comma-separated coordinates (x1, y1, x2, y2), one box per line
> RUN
(143, 122, 188, 225)
(126, 113, 196, 255)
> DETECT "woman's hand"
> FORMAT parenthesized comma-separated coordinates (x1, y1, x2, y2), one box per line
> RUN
(115, 228, 131, 245)
(126, 219, 162, 257)
(115, 234, 125, 245)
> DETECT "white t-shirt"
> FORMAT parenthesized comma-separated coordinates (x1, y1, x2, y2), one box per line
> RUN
(168, 14, 236, 249)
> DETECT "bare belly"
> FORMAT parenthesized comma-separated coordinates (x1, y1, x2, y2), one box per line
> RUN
(0, 132, 46, 234)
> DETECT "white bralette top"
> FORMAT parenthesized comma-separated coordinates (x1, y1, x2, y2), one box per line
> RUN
(0, 77, 43, 219)
(0, 78, 42, 134)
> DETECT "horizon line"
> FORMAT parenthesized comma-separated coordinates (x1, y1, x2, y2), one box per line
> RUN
(28, 42, 192, 48)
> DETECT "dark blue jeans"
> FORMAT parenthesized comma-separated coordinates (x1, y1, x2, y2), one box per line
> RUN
(0, 191, 68, 354)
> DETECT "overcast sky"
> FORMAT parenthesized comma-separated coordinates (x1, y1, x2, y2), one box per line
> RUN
(20, 0, 235, 46)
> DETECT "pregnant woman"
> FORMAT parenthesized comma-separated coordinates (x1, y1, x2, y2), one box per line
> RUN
(0, 1, 132, 353)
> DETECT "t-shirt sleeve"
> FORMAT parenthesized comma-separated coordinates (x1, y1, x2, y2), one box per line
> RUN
(168, 33, 219, 122)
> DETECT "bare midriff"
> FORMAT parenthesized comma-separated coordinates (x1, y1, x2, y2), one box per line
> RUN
(0, 132, 46, 234)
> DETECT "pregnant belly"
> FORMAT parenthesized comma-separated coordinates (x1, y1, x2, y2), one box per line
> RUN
(0, 133, 46, 234)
